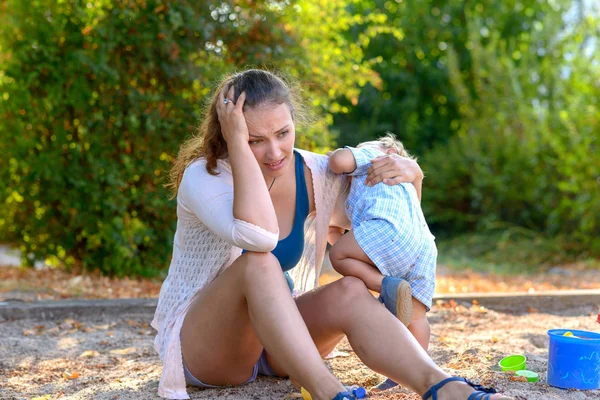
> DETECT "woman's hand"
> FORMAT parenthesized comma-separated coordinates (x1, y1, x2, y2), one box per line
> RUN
(216, 85, 248, 146)
(366, 154, 423, 187)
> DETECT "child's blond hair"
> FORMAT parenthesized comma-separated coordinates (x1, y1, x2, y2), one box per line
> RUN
(357, 132, 416, 160)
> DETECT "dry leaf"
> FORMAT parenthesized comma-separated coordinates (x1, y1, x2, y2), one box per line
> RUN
(94, 324, 110, 330)
(325, 350, 350, 359)
(79, 350, 100, 358)
(109, 347, 137, 355)
(31, 396, 52, 400)
(527, 307, 539, 313)
(24, 325, 45, 336)
(62, 371, 80, 380)
(491, 336, 499, 343)
(510, 375, 528, 382)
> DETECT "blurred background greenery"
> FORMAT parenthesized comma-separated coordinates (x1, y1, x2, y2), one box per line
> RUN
(0, 0, 598, 277)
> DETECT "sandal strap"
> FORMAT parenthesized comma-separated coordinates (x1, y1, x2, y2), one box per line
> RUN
(422, 377, 498, 400)
(422, 377, 467, 400)
(464, 378, 497, 395)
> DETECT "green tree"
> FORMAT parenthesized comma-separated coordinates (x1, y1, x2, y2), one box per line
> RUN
(0, 0, 381, 275)
(333, 0, 562, 155)
(422, 2, 600, 252)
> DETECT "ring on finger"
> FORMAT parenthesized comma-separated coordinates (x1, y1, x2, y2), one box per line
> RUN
(223, 98, 232, 104)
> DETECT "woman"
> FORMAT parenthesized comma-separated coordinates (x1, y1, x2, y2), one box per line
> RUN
(152, 69, 512, 400)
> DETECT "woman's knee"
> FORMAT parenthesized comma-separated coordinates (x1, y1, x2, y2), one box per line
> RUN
(329, 276, 371, 306)
(237, 251, 282, 281)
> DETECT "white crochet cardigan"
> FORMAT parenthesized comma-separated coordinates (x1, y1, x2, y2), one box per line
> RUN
(151, 149, 348, 399)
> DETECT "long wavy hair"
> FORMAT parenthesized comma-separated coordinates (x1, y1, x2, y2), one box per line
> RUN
(166, 69, 307, 197)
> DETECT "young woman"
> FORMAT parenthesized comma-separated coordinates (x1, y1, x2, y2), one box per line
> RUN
(151, 69, 513, 400)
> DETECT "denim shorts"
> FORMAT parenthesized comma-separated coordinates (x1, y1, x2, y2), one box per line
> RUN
(183, 349, 279, 388)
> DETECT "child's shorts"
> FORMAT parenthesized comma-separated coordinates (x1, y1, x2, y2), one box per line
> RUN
(403, 237, 437, 311)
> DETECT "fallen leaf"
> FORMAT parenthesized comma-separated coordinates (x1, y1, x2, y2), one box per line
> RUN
(325, 350, 350, 359)
(94, 324, 110, 330)
(79, 350, 100, 358)
(109, 347, 137, 355)
(23, 325, 45, 336)
(510, 375, 528, 382)
(527, 307, 539, 313)
(62, 371, 80, 380)
(31, 396, 52, 400)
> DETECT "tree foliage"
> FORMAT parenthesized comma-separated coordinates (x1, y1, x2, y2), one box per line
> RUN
(334, 0, 564, 154)
(0, 0, 598, 275)
(421, 2, 600, 253)
(0, 0, 380, 275)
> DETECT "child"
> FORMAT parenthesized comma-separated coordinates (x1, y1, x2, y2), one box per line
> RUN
(328, 133, 437, 391)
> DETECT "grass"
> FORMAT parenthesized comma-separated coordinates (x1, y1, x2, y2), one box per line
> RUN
(437, 229, 600, 275)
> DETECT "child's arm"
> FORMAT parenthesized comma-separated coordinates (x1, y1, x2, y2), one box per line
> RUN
(328, 148, 357, 174)
(414, 178, 422, 202)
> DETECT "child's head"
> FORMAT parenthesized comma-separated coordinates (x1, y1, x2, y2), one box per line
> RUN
(357, 133, 416, 160)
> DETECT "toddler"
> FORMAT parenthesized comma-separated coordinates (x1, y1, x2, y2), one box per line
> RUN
(328, 134, 437, 390)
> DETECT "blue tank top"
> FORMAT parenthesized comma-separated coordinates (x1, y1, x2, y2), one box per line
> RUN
(243, 151, 310, 288)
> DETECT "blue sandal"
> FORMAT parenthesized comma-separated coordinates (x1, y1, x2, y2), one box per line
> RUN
(422, 377, 498, 400)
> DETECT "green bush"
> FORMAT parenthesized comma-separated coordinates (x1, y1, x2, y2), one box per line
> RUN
(422, 12, 600, 254)
(0, 0, 382, 276)
(0, 0, 220, 275)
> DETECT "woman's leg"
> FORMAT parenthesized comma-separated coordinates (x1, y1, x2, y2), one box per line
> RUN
(286, 276, 512, 400)
(180, 251, 345, 400)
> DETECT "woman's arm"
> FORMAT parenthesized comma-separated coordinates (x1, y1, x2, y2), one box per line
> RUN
(217, 86, 278, 234)
(366, 155, 424, 201)
(178, 162, 278, 251)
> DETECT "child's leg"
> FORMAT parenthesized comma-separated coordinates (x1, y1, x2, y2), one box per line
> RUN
(330, 231, 413, 327)
(408, 298, 430, 350)
(329, 230, 385, 292)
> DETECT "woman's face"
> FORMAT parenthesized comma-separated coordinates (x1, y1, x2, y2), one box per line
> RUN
(243, 103, 296, 179)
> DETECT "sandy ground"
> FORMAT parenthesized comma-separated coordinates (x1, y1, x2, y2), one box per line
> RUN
(1, 300, 599, 400)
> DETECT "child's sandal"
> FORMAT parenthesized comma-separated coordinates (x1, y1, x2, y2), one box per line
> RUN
(422, 376, 502, 400)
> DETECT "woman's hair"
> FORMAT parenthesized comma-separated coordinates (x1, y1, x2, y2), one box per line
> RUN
(358, 132, 416, 160)
(167, 69, 307, 196)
